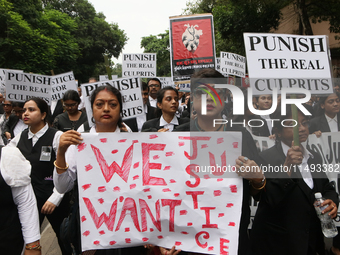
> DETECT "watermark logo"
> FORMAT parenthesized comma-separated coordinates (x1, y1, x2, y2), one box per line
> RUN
(197, 82, 223, 115)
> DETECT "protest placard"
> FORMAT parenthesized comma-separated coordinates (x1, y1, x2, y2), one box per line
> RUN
(100, 75, 118, 81)
(81, 77, 144, 126)
(157, 77, 175, 88)
(170, 14, 216, 81)
(243, 33, 333, 95)
(51, 71, 77, 101)
(175, 80, 191, 92)
(77, 132, 243, 253)
(5, 70, 51, 103)
(220, 52, 246, 78)
(215, 58, 228, 78)
(0, 69, 23, 94)
(122, 54, 156, 78)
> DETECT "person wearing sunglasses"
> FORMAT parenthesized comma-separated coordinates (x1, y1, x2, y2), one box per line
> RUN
(52, 90, 87, 132)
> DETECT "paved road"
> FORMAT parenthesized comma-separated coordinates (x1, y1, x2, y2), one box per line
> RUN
(41, 219, 61, 255)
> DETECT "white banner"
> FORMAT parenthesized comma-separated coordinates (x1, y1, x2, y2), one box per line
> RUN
(243, 33, 333, 95)
(5, 70, 52, 104)
(77, 132, 243, 254)
(51, 71, 77, 101)
(99, 75, 118, 81)
(220, 52, 246, 78)
(81, 77, 144, 126)
(122, 54, 156, 78)
(157, 77, 175, 88)
(0, 68, 23, 94)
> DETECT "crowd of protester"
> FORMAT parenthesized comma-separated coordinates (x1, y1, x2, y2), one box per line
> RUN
(1, 68, 340, 255)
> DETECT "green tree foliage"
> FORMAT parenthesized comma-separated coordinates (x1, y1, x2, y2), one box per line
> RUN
(43, 0, 128, 82)
(0, 0, 127, 82)
(185, 0, 284, 55)
(141, 30, 171, 77)
(0, 0, 79, 73)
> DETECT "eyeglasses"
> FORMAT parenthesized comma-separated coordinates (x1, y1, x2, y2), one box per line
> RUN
(148, 84, 160, 88)
(284, 120, 310, 128)
(3, 104, 12, 107)
(63, 103, 77, 108)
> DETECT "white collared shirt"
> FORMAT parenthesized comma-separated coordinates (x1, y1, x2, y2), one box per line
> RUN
(149, 96, 157, 108)
(8, 123, 64, 206)
(159, 115, 179, 132)
(13, 119, 28, 137)
(325, 114, 338, 132)
(136, 104, 147, 132)
(281, 141, 314, 189)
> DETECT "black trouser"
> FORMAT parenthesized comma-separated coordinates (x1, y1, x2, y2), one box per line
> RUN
(37, 194, 71, 255)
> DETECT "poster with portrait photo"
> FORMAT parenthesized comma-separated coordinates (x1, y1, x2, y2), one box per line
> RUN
(169, 14, 216, 81)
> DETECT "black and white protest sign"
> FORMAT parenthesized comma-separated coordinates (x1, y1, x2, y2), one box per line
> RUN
(81, 77, 144, 126)
(51, 71, 77, 101)
(0, 69, 23, 94)
(122, 54, 156, 78)
(99, 75, 118, 81)
(6, 70, 51, 103)
(157, 77, 175, 88)
(220, 52, 246, 77)
(244, 33, 333, 95)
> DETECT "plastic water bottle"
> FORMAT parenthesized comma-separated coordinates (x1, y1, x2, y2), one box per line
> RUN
(314, 192, 338, 238)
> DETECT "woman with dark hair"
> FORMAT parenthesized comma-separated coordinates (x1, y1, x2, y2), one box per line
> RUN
(309, 92, 340, 137)
(250, 104, 338, 255)
(8, 97, 71, 255)
(171, 68, 265, 255)
(53, 85, 143, 254)
(52, 90, 87, 132)
(4, 101, 27, 141)
(141, 86, 189, 132)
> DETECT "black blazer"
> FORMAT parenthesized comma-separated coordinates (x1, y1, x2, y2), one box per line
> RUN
(141, 116, 190, 132)
(251, 142, 339, 255)
(309, 114, 340, 134)
(124, 103, 157, 132)
(4, 114, 20, 139)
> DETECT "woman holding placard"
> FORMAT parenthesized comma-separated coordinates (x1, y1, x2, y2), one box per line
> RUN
(53, 85, 144, 255)
(7, 97, 71, 255)
(141, 86, 189, 132)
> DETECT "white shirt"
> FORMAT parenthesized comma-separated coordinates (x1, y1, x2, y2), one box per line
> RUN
(54, 125, 132, 194)
(8, 124, 65, 206)
(78, 95, 85, 110)
(159, 115, 179, 132)
(260, 114, 273, 135)
(325, 114, 338, 132)
(136, 104, 148, 132)
(281, 141, 314, 189)
(149, 96, 157, 108)
(13, 119, 28, 137)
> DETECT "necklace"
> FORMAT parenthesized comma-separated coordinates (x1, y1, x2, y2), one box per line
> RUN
(194, 118, 225, 131)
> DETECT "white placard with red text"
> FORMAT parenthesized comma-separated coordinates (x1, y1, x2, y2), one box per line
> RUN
(76, 132, 243, 254)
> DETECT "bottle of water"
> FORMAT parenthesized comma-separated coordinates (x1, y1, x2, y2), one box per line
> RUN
(314, 192, 338, 238)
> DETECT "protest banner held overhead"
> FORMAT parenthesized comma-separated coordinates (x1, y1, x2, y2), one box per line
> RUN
(100, 75, 118, 81)
(220, 52, 246, 78)
(122, 53, 156, 78)
(243, 33, 333, 95)
(51, 71, 77, 101)
(157, 77, 175, 88)
(5, 70, 52, 103)
(77, 132, 242, 254)
(170, 14, 216, 81)
(81, 77, 144, 126)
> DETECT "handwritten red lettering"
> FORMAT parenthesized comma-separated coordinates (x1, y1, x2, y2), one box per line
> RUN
(201, 207, 218, 228)
(209, 151, 226, 176)
(179, 136, 211, 160)
(220, 238, 230, 255)
(115, 197, 141, 232)
(161, 199, 182, 232)
(142, 143, 166, 185)
(140, 199, 161, 232)
(83, 197, 117, 231)
(186, 191, 204, 209)
(185, 164, 200, 188)
(91, 144, 133, 183)
(195, 231, 210, 248)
